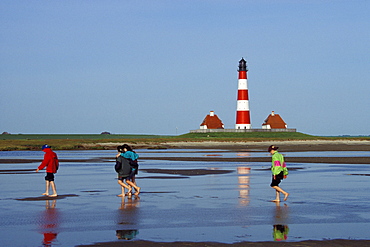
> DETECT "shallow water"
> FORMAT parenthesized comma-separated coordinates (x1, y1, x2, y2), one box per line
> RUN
(0, 149, 370, 246)
(2, 149, 370, 160)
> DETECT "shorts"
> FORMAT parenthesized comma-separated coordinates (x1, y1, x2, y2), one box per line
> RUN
(127, 169, 137, 180)
(118, 175, 129, 181)
(270, 171, 284, 187)
(45, 173, 55, 181)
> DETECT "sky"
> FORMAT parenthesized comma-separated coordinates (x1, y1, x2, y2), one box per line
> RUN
(1, 0, 369, 136)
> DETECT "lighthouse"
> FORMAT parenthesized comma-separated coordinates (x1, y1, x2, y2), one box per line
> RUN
(235, 58, 251, 129)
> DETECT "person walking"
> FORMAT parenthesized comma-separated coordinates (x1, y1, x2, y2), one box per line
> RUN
(268, 145, 289, 202)
(116, 145, 134, 197)
(116, 144, 141, 196)
(36, 145, 59, 197)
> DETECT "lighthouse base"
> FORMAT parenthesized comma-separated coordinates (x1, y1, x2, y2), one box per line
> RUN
(190, 128, 296, 133)
(235, 124, 251, 129)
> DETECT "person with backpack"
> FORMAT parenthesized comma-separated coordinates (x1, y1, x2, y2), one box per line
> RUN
(116, 144, 141, 196)
(36, 145, 59, 197)
(115, 145, 133, 197)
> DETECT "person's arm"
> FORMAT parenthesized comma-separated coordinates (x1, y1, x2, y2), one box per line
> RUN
(126, 151, 139, 160)
(36, 154, 50, 172)
(121, 151, 137, 160)
(283, 161, 288, 178)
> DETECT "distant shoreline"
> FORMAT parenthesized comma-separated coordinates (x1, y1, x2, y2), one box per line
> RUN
(94, 139, 370, 153)
(142, 140, 370, 151)
(2, 140, 370, 165)
(1, 133, 369, 151)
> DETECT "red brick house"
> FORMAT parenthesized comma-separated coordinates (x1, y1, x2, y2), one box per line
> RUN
(262, 111, 287, 129)
(200, 111, 224, 129)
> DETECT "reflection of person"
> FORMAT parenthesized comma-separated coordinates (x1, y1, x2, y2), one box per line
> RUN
(268, 145, 289, 202)
(273, 201, 289, 222)
(117, 196, 140, 236)
(116, 144, 141, 196)
(36, 145, 59, 197)
(40, 200, 58, 246)
(273, 225, 289, 241)
(116, 230, 139, 240)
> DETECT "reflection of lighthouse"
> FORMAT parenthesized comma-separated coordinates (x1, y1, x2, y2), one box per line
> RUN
(237, 166, 251, 206)
(235, 58, 251, 129)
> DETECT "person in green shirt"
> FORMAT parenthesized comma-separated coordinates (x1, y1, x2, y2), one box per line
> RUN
(268, 145, 289, 202)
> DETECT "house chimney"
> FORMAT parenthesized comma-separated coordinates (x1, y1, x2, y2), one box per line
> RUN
(271, 111, 275, 116)
(210, 111, 215, 116)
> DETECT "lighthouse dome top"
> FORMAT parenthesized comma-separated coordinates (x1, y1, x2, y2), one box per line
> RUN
(238, 57, 248, 72)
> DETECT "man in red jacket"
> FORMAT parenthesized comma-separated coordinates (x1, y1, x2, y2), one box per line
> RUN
(36, 145, 59, 197)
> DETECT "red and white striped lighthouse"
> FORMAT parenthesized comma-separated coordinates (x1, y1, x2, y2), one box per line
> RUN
(235, 58, 251, 129)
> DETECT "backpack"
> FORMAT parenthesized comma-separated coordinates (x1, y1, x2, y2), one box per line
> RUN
(127, 159, 138, 175)
(114, 159, 122, 173)
(53, 155, 59, 173)
(128, 159, 139, 170)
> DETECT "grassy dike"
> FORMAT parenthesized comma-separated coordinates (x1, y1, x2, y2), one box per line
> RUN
(1, 132, 368, 151)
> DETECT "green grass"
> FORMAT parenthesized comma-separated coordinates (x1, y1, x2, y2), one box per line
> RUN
(179, 132, 316, 139)
(0, 134, 171, 140)
(0, 132, 368, 151)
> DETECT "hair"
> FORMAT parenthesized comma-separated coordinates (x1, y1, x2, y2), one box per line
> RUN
(121, 144, 134, 152)
(117, 145, 124, 153)
(268, 145, 279, 152)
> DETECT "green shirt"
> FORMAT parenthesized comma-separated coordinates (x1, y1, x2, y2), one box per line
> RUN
(271, 151, 289, 176)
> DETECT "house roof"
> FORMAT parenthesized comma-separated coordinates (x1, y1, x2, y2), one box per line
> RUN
(200, 111, 224, 129)
(262, 111, 287, 129)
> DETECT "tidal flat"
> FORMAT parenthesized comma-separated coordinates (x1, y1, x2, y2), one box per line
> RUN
(1, 143, 370, 246)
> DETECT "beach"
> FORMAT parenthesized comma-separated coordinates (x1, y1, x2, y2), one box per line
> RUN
(80, 140, 370, 246)
(1, 140, 370, 246)
(78, 239, 370, 247)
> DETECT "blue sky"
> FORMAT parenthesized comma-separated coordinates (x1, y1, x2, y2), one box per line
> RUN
(1, 1, 369, 136)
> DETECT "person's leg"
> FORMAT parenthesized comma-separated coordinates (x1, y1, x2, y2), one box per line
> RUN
(43, 181, 50, 195)
(127, 169, 138, 190)
(270, 173, 289, 201)
(49, 181, 57, 197)
(126, 180, 140, 195)
(129, 176, 139, 194)
(119, 185, 125, 197)
(272, 186, 289, 201)
(118, 179, 131, 196)
(117, 180, 125, 196)
(273, 190, 280, 202)
(131, 176, 137, 187)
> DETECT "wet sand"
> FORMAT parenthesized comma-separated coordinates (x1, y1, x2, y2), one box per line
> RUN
(1, 140, 370, 246)
(78, 239, 370, 247)
(79, 140, 370, 246)
(16, 194, 79, 201)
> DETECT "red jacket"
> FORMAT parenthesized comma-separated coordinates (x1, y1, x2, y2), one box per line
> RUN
(38, 148, 59, 173)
